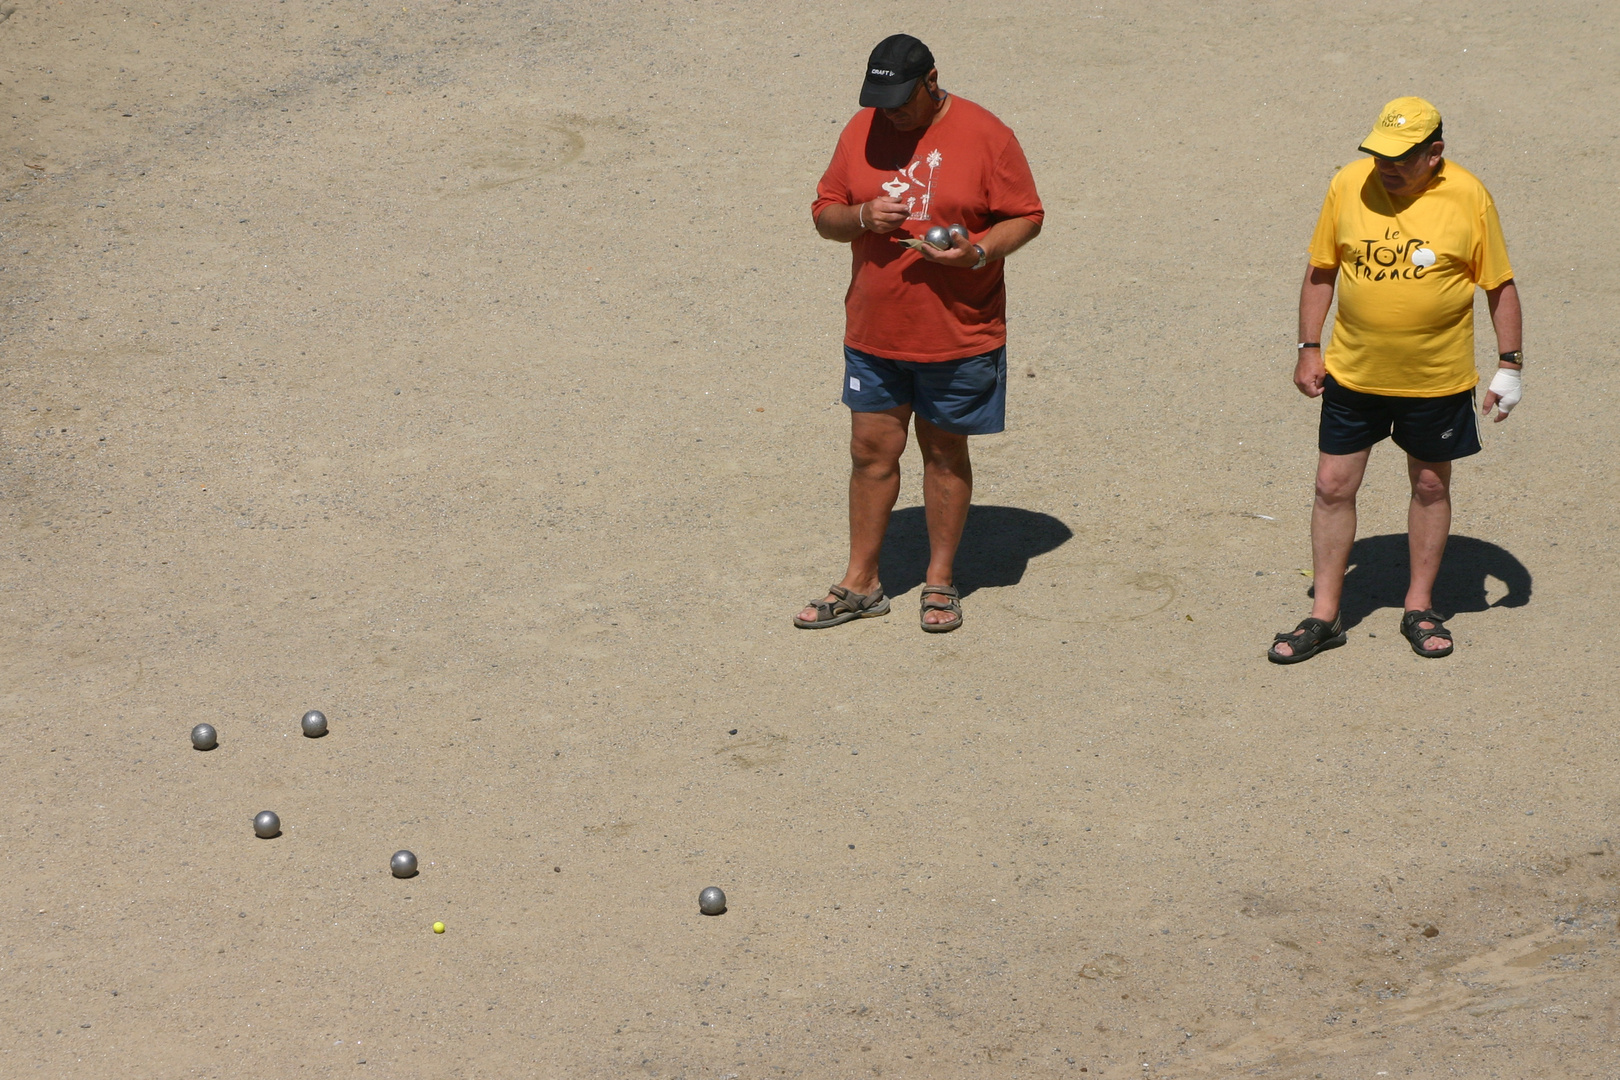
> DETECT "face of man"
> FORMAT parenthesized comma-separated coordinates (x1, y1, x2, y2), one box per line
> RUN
(1373, 140, 1445, 199)
(880, 69, 942, 131)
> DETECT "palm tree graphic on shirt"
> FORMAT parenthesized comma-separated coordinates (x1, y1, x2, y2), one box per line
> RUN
(882, 149, 942, 221)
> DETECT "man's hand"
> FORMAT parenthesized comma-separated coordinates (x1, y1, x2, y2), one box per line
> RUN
(814, 198, 910, 242)
(1293, 347, 1327, 398)
(913, 230, 980, 268)
(1481, 366, 1522, 422)
(860, 197, 909, 235)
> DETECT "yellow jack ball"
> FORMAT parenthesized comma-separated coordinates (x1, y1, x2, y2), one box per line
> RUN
(432, 921, 445, 934)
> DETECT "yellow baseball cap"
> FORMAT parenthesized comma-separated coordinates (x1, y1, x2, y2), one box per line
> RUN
(1359, 97, 1442, 158)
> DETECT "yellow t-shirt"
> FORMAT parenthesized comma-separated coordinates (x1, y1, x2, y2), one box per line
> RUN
(1308, 158, 1513, 397)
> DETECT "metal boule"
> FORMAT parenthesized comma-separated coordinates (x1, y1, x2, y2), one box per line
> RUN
(948, 223, 968, 242)
(253, 810, 281, 839)
(698, 886, 727, 916)
(300, 710, 328, 738)
(923, 225, 953, 250)
(391, 850, 418, 878)
(190, 723, 218, 751)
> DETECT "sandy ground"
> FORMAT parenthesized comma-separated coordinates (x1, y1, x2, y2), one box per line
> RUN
(4, 1, 1619, 1077)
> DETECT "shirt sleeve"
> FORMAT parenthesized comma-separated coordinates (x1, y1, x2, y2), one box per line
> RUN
(1307, 174, 1341, 268)
(1472, 192, 1514, 289)
(987, 132, 1044, 225)
(811, 124, 854, 223)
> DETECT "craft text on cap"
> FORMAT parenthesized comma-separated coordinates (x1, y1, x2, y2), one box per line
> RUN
(859, 34, 935, 110)
(1359, 97, 1443, 159)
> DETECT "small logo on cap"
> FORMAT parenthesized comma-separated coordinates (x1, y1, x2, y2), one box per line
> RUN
(871, 68, 895, 76)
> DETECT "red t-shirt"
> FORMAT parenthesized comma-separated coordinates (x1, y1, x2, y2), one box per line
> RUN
(812, 96, 1044, 363)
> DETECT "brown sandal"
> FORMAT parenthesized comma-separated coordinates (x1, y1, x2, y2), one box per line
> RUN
(793, 585, 891, 629)
(919, 584, 963, 633)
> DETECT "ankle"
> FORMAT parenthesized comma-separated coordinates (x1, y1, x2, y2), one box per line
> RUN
(840, 574, 882, 595)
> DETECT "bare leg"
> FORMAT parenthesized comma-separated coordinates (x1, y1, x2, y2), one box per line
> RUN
(1273, 449, 1369, 657)
(914, 415, 972, 627)
(797, 406, 910, 623)
(1403, 455, 1452, 651)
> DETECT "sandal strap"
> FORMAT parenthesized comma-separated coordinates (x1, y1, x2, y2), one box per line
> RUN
(1274, 616, 1340, 645)
(921, 583, 962, 619)
(807, 587, 854, 620)
(814, 585, 882, 617)
(1402, 609, 1451, 640)
(805, 599, 840, 620)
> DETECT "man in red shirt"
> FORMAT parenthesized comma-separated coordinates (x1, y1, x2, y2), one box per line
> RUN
(794, 34, 1043, 633)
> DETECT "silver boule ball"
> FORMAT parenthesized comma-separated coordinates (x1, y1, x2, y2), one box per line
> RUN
(300, 710, 328, 738)
(948, 223, 969, 242)
(391, 850, 418, 878)
(698, 886, 727, 916)
(190, 723, 218, 751)
(253, 810, 281, 838)
(923, 225, 953, 250)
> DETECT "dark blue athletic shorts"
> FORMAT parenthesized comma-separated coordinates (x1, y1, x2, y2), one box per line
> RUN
(1319, 374, 1481, 461)
(841, 345, 1007, 435)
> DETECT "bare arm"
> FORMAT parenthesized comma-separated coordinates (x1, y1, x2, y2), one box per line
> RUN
(982, 216, 1042, 262)
(1293, 263, 1338, 398)
(814, 197, 909, 242)
(1486, 279, 1521, 354)
(1481, 279, 1523, 421)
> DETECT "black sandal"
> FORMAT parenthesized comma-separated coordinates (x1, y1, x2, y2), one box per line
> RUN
(1400, 609, 1454, 658)
(1267, 615, 1346, 664)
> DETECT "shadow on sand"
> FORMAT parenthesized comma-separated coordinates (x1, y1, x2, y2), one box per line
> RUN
(879, 504, 1074, 600)
(1317, 533, 1533, 630)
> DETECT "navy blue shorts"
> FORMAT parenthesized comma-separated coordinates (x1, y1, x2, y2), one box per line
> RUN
(1319, 374, 1481, 461)
(842, 345, 1007, 435)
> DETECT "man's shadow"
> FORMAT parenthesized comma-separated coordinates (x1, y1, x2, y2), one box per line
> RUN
(879, 505, 1074, 598)
(1323, 533, 1533, 629)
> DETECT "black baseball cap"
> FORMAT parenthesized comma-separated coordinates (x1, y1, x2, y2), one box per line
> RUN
(859, 34, 935, 109)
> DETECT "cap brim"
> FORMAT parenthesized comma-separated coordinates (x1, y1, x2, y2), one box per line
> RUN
(860, 77, 919, 110)
(1359, 130, 1422, 159)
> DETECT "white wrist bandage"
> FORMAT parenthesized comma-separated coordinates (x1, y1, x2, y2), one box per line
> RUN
(1488, 367, 1523, 414)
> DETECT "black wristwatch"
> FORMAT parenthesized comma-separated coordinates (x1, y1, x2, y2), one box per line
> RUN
(1499, 350, 1523, 367)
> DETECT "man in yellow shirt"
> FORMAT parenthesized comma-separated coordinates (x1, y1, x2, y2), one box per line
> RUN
(1269, 97, 1524, 663)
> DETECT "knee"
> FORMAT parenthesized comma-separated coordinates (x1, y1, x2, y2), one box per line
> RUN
(920, 448, 968, 476)
(850, 435, 903, 475)
(917, 433, 971, 474)
(1410, 470, 1450, 506)
(1314, 473, 1359, 506)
